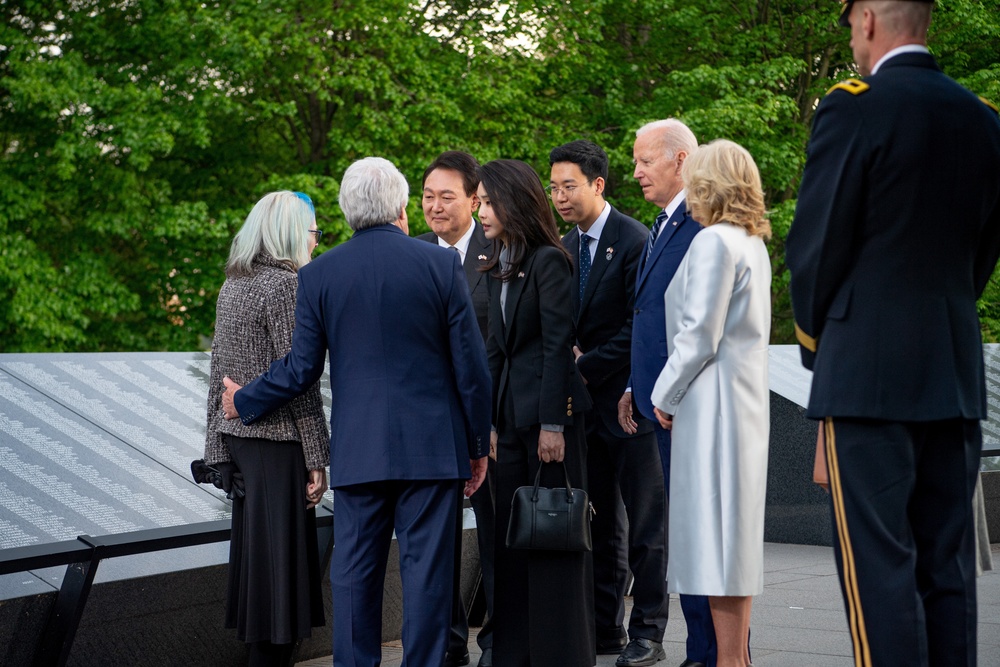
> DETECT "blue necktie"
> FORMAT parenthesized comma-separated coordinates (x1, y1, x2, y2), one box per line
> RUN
(579, 233, 592, 302)
(646, 210, 669, 261)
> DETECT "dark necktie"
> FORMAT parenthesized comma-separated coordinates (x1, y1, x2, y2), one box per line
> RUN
(646, 210, 669, 261)
(579, 233, 592, 302)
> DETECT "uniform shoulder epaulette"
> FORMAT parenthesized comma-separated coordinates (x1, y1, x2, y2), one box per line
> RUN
(826, 78, 870, 96)
(980, 96, 999, 114)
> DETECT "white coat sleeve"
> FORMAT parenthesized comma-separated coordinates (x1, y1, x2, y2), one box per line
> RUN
(650, 230, 735, 413)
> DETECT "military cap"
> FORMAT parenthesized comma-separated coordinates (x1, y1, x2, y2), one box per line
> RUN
(839, 0, 933, 28)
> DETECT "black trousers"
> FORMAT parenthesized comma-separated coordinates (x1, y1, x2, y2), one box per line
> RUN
(492, 396, 595, 667)
(586, 417, 668, 643)
(448, 459, 496, 656)
(823, 417, 980, 667)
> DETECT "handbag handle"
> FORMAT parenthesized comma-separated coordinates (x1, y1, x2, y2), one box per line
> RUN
(531, 461, 575, 503)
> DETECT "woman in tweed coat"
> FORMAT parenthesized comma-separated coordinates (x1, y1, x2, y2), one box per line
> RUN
(204, 191, 330, 666)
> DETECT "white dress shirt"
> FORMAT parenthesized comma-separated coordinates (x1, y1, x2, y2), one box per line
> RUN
(578, 202, 611, 257)
(663, 189, 686, 222)
(436, 219, 476, 264)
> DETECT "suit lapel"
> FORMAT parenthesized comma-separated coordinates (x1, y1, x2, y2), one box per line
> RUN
(463, 221, 491, 291)
(579, 210, 620, 317)
(503, 250, 534, 339)
(489, 278, 509, 357)
(636, 203, 687, 293)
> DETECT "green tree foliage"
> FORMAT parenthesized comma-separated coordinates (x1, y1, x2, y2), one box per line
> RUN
(1, 0, 998, 351)
(1, 1, 236, 350)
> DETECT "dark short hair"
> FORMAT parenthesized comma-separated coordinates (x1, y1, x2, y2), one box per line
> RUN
(478, 159, 571, 281)
(422, 151, 481, 197)
(548, 140, 609, 182)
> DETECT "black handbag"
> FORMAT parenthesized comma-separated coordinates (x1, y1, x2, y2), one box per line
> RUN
(506, 462, 593, 551)
(190, 459, 245, 499)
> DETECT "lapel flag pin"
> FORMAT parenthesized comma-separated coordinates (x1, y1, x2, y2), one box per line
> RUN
(518, 271, 525, 278)
(606, 247, 614, 261)
(478, 254, 488, 260)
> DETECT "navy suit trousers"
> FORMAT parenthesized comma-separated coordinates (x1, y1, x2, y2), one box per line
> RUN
(823, 417, 980, 667)
(330, 480, 460, 667)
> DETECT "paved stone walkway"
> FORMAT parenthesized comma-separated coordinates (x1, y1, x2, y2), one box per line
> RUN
(298, 542, 1000, 666)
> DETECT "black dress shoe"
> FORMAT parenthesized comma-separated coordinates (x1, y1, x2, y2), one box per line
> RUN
(678, 661, 706, 667)
(615, 638, 666, 667)
(443, 650, 470, 667)
(477, 647, 493, 667)
(597, 635, 628, 654)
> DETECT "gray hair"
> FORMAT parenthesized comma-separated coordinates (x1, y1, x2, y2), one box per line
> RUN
(226, 191, 314, 277)
(339, 157, 410, 231)
(636, 118, 699, 160)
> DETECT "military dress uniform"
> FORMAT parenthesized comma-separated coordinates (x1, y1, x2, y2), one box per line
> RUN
(785, 50, 1000, 667)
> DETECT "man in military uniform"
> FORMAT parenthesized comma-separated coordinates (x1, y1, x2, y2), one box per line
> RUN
(785, 1, 1000, 665)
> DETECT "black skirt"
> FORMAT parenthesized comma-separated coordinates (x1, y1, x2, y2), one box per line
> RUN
(492, 395, 596, 667)
(223, 435, 325, 645)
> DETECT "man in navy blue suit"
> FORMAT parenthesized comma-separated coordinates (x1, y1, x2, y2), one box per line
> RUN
(617, 119, 716, 667)
(221, 157, 493, 667)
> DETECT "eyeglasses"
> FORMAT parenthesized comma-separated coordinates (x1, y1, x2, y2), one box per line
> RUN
(308, 229, 324, 241)
(546, 180, 593, 199)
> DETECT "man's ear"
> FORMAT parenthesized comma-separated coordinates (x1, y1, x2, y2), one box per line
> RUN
(394, 206, 409, 235)
(593, 176, 606, 197)
(863, 7, 876, 39)
(674, 151, 688, 174)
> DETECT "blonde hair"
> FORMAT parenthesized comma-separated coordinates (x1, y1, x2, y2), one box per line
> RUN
(682, 139, 771, 241)
(226, 191, 315, 277)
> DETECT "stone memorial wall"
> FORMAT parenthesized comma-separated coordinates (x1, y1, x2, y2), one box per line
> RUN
(0, 347, 994, 664)
(0, 352, 339, 554)
(764, 345, 1000, 546)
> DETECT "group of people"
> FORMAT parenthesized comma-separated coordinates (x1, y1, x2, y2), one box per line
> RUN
(204, 123, 773, 667)
(201, 1, 1000, 667)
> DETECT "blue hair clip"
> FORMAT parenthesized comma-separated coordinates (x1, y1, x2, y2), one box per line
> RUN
(293, 191, 315, 214)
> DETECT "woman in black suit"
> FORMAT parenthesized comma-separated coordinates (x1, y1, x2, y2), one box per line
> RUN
(478, 159, 595, 667)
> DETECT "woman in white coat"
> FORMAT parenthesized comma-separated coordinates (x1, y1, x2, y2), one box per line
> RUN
(650, 139, 771, 667)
